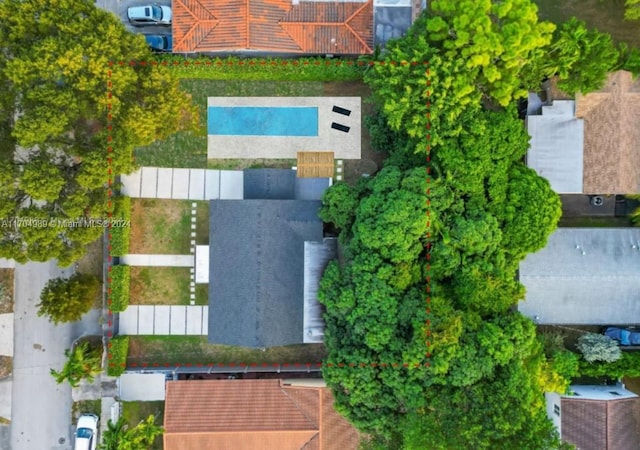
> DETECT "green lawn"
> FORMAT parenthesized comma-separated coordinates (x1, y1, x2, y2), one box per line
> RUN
(130, 267, 190, 305)
(130, 199, 192, 254)
(533, 0, 640, 47)
(121, 401, 164, 450)
(127, 336, 326, 367)
(195, 201, 209, 245)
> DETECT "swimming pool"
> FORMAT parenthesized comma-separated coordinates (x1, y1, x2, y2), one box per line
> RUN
(208, 106, 319, 137)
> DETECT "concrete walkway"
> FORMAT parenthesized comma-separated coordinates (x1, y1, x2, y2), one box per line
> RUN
(119, 254, 194, 267)
(119, 305, 208, 335)
(120, 167, 243, 200)
(0, 377, 11, 420)
(11, 261, 102, 450)
(0, 258, 15, 268)
(0, 314, 13, 356)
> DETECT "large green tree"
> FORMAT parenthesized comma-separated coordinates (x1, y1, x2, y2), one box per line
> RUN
(0, 0, 198, 265)
(37, 272, 101, 324)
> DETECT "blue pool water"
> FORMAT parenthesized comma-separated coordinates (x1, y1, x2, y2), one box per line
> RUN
(208, 106, 319, 137)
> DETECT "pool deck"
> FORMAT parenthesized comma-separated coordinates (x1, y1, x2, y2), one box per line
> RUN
(207, 97, 361, 160)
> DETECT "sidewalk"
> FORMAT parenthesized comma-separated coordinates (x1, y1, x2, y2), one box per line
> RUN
(119, 305, 208, 335)
(119, 254, 194, 267)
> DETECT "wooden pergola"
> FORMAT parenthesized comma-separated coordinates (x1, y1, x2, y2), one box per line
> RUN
(296, 151, 335, 178)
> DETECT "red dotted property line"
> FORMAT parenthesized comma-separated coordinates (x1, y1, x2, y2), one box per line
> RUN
(425, 65, 432, 367)
(108, 60, 431, 67)
(105, 60, 432, 372)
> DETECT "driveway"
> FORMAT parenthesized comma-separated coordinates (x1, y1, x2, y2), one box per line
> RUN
(10, 261, 101, 450)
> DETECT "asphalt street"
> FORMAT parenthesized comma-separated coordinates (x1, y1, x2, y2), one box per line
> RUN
(10, 261, 100, 450)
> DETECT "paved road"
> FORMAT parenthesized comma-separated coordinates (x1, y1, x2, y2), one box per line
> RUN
(10, 261, 101, 450)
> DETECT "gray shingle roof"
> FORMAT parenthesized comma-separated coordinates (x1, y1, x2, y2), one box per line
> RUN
(208, 199, 323, 348)
(243, 169, 330, 201)
(518, 228, 640, 324)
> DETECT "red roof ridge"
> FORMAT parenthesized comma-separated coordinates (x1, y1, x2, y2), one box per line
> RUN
(345, 1, 372, 53)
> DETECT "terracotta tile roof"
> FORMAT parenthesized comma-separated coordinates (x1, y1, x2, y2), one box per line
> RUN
(561, 397, 640, 450)
(172, 0, 373, 54)
(163, 379, 361, 450)
(575, 70, 640, 194)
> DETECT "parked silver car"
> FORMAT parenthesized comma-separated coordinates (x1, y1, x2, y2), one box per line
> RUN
(127, 4, 172, 26)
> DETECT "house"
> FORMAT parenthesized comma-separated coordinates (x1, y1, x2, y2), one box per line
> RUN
(526, 70, 640, 195)
(518, 228, 640, 324)
(163, 379, 361, 450)
(172, 0, 417, 54)
(546, 384, 640, 450)
(173, 0, 374, 54)
(207, 169, 335, 348)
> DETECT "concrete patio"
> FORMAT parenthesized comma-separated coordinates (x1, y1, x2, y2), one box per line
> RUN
(119, 305, 208, 335)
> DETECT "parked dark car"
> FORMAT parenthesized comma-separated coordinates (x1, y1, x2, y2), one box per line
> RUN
(127, 4, 172, 26)
(144, 34, 172, 52)
(605, 327, 640, 346)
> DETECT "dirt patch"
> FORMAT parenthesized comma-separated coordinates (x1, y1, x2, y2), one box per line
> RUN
(538, 325, 603, 353)
(130, 267, 190, 305)
(127, 336, 327, 366)
(129, 199, 192, 254)
(76, 237, 104, 279)
(0, 269, 14, 315)
(0, 356, 12, 378)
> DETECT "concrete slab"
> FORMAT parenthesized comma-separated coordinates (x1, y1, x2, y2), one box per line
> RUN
(202, 306, 209, 332)
(120, 254, 194, 267)
(118, 306, 139, 335)
(0, 258, 15, 268)
(186, 306, 204, 335)
(140, 167, 159, 198)
(207, 97, 361, 159)
(204, 170, 220, 199)
(189, 169, 206, 200)
(0, 314, 13, 356)
(120, 169, 142, 197)
(156, 168, 174, 199)
(137, 306, 155, 335)
(118, 373, 166, 401)
(171, 168, 190, 200)
(154, 306, 171, 334)
(0, 377, 11, 420)
(220, 170, 244, 200)
(170, 306, 186, 335)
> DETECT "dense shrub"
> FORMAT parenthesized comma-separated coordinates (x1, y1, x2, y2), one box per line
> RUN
(109, 195, 131, 257)
(37, 273, 101, 324)
(154, 55, 364, 81)
(579, 351, 640, 379)
(577, 333, 621, 363)
(109, 265, 130, 312)
(107, 336, 129, 377)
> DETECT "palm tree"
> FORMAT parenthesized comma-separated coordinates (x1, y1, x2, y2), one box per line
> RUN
(50, 341, 102, 387)
(131, 414, 163, 448)
(99, 417, 128, 450)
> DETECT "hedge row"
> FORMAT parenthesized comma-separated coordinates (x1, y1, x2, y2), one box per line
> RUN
(110, 195, 131, 257)
(107, 335, 129, 377)
(110, 265, 130, 312)
(153, 55, 365, 81)
(578, 351, 640, 379)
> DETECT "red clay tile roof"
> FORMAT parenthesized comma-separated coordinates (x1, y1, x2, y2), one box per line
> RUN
(163, 379, 361, 450)
(172, 0, 373, 54)
(575, 70, 640, 194)
(561, 397, 640, 450)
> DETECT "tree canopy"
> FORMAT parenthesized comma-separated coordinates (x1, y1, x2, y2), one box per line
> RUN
(37, 272, 101, 324)
(0, 0, 198, 265)
(321, 2, 570, 447)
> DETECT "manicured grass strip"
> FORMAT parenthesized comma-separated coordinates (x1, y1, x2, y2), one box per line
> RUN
(110, 265, 130, 312)
(108, 335, 129, 377)
(155, 56, 365, 81)
(127, 336, 327, 366)
(130, 267, 191, 306)
(110, 195, 131, 257)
